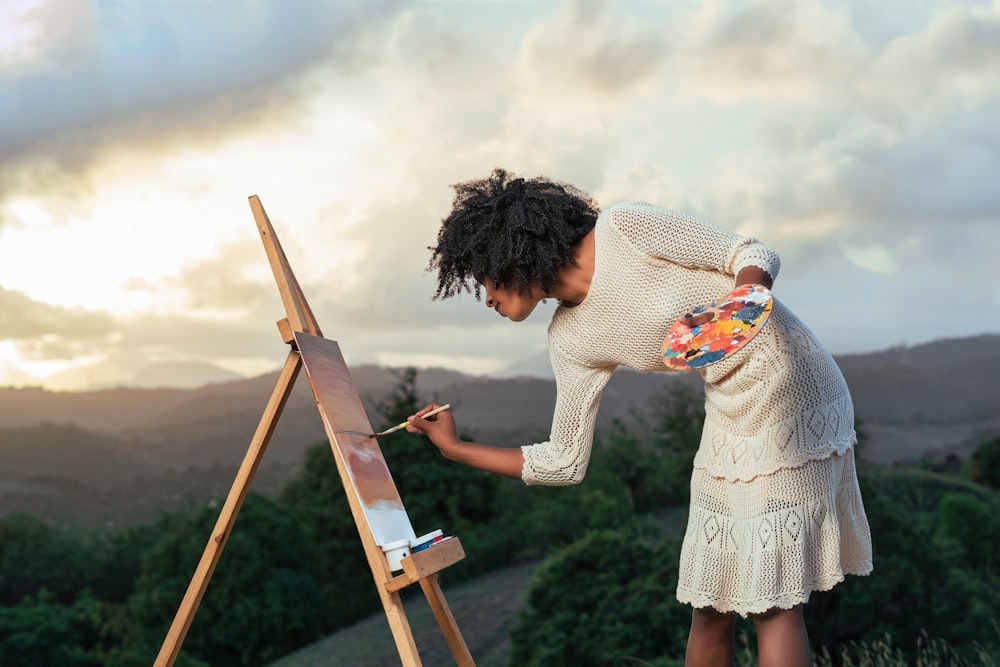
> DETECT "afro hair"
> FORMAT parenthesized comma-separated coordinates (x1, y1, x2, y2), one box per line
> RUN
(428, 169, 600, 300)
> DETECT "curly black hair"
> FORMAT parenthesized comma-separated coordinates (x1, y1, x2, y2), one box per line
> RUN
(428, 169, 601, 300)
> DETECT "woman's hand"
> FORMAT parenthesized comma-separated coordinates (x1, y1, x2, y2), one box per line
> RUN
(677, 266, 774, 328)
(406, 402, 459, 449)
(405, 402, 525, 479)
(735, 266, 773, 290)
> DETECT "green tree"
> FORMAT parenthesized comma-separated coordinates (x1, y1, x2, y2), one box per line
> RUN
(971, 437, 1000, 489)
(508, 527, 689, 667)
(0, 514, 94, 606)
(805, 470, 1000, 660)
(120, 494, 330, 667)
(936, 492, 1000, 574)
(597, 416, 671, 513)
(585, 383, 705, 515)
(0, 591, 104, 667)
(279, 442, 383, 629)
(650, 384, 705, 506)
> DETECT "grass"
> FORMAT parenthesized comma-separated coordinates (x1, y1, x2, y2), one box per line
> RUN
(609, 631, 999, 667)
(812, 632, 999, 667)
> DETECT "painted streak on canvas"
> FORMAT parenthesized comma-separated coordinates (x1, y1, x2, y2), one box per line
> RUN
(294, 331, 416, 546)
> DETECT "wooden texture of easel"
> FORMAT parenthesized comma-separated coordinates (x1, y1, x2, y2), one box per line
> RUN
(154, 196, 474, 667)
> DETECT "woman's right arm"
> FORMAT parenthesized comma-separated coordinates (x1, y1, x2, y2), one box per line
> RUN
(407, 346, 615, 486)
(406, 403, 525, 479)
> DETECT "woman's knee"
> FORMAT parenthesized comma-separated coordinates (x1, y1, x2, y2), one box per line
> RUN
(691, 606, 737, 634)
(750, 604, 804, 629)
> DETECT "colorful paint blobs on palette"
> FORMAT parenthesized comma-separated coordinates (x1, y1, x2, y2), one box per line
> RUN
(662, 284, 773, 370)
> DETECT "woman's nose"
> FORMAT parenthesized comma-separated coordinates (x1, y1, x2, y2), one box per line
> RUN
(485, 296, 495, 308)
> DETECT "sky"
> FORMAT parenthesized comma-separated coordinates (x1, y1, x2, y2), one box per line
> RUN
(0, 0, 998, 391)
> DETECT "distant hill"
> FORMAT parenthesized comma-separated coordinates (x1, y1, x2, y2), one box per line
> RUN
(835, 333, 1000, 463)
(130, 360, 245, 389)
(1, 334, 998, 526)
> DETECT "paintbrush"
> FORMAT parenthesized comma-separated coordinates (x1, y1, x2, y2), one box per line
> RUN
(336, 403, 452, 439)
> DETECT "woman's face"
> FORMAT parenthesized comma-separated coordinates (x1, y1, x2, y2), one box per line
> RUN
(482, 280, 543, 322)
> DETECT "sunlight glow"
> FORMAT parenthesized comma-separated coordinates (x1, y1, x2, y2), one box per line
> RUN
(0, 105, 384, 317)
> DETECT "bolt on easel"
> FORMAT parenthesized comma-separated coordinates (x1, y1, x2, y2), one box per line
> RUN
(154, 195, 474, 667)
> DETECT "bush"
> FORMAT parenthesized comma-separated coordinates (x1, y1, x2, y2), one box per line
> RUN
(0, 591, 104, 667)
(971, 437, 1000, 489)
(805, 468, 1000, 661)
(0, 515, 94, 606)
(508, 527, 689, 667)
(119, 495, 330, 667)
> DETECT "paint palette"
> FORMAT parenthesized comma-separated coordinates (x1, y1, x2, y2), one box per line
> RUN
(662, 284, 773, 370)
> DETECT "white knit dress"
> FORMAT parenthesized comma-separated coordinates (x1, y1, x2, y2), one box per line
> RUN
(520, 201, 873, 616)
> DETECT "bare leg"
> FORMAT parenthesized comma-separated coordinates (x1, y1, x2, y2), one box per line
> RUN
(685, 606, 737, 667)
(751, 605, 810, 667)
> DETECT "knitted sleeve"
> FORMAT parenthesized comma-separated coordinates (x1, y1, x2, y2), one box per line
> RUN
(608, 202, 781, 281)
(520, 341, 616, 486)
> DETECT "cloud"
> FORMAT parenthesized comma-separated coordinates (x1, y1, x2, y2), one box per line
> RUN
(867, 1, 1000, 104)
(840, 103, 1000, 229)
(517, 0, 667, 96)
(0, 0, 401, 169)
(0, 287, 114, 341)
(160, 238, 276, 315)
(673, 0, 868, 106)
(1, 0, 998, 387)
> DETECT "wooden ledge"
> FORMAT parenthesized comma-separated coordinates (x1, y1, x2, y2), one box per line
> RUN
(277, 318, 296, 345)
(385, 537, 465, 593)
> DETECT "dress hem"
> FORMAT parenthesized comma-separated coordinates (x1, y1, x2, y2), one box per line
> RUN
(676, 562, 874, 618)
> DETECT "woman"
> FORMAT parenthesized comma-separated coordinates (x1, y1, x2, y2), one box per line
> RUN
(407, 169, 872, 666)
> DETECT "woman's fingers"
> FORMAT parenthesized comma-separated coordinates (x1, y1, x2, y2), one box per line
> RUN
(679, 310, 715, 327)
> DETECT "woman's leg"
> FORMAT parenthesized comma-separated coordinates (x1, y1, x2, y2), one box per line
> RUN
(750, 605, 810, 667)
(685, 606, 737, 667)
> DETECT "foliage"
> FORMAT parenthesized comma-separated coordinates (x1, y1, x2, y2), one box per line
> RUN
(588, 383, 705, 513)
(805, 466, 1000, 662)
(511, 458, 1000, 665)
(814, 632, 999, 667)
(936, 492, 1000, 573)
(0, 591, 104, 667)
(971, 437, 1000, 489)
(508, 526, 689, 667)
(117, 494, 330, 667)
(0, 514, 94, 606)
(6, 369, 1000, 665)
(647, 383, 704, 506)
(495, 474, 637, 563)
(278, 443, 382, 629)
(597, 416, 671, 514)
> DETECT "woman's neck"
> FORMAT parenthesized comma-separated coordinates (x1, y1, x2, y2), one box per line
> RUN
(549, 229, 595, 307)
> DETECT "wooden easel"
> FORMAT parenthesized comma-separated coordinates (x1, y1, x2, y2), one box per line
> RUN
(154, 196, 474, 667)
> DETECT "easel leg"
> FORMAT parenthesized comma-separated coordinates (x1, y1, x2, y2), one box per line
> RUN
(381, 589, 423, 667)
(154, 351, 302, 667)
(420, 574, 475, 666)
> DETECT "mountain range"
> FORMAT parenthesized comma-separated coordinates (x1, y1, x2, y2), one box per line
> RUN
(1, 334, 997, 527)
